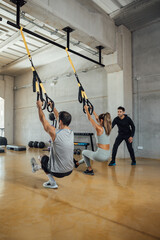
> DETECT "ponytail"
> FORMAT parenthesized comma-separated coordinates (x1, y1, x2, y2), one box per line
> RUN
(104, 112, 112, 135)
(99, 112, 112, 136)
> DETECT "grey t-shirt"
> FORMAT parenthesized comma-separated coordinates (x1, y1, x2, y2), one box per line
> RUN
(48, 129, 74, 173)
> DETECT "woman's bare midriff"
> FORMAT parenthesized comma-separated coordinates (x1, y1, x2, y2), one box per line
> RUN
(97, 144, 110, 150)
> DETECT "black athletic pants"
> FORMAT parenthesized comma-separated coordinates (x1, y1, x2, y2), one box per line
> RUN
(41, 155, 72, 178)
(112, 135, 136, 162)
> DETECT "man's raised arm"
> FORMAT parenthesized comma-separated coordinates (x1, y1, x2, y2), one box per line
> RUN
(37, 100, 56, 141)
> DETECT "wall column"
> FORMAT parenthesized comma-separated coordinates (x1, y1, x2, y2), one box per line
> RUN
(103, 25, 133, 159)
(0, 75, 14, 144)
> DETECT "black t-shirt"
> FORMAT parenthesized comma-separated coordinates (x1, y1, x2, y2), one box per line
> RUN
(112, 115, 135, 137)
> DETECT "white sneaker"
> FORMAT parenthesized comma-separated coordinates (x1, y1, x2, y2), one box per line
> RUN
(38, 155, 42, 162)
(43, 181, 58, 189)
(31, 157, 41, 173)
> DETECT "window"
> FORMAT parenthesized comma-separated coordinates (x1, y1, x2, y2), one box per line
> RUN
(0, 97, 4, 137)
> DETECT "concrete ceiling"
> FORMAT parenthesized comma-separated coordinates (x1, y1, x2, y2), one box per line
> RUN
(0, 0, 64, 73)
(112, 0, 160, 31)
(92, 0, 134, 14)
(0, 0, 99, 75)
(92, 0, 160, 31)
(0, 0, 160, 75)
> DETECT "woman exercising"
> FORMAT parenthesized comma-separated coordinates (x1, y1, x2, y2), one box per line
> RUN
(74, 105, 112, 175)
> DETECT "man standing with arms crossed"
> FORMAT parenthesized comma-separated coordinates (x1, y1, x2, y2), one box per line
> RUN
(109, 106, 136, 166)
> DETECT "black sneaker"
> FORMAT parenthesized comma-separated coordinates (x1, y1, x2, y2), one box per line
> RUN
(131, 161, 136, 165)
(73, 158, 79, 168)
(83, 169, 94, 175)
(108, 160, 116, 166)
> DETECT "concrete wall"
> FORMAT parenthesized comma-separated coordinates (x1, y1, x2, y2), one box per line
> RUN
(132, 21, 160, 159)
(14, 54, 108, 148)
(0, 97, 4, 129)
(0, 75, 14, 144)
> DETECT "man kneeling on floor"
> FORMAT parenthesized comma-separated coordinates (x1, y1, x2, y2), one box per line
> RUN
(31, 100, 74, 189)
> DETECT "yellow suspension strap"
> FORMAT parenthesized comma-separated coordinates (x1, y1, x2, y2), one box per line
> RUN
(20, 27, 54, 112)
(20, 27, 37, 92)
(65, 48, 94, 115)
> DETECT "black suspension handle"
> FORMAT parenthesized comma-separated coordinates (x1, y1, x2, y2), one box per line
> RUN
(82, 99, 94, 115)
(33, 71, 37, 92)
(38, 84, 46, 110)
(37, 92, 40, 101)
(36, 91, 46, 110)
(78, 88, 82, 103)
(78, 84, 94, 115)
(41, 100, 47, 110)
(78, 85, 84, 103)
(46, 96, 55, 113)
(41, 99, 47, 111)
(41, 99, 47, 110)
(32, 61, 38, 93)
(82, 98, 86, 114)
(87, 99, 94, 115)
(30, 58, 54, 112)
(34, 72, 46, 110)
(35, 74, 47, 111)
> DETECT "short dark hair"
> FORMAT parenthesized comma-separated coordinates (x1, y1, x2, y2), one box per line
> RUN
(118, 106, 125, 112)
(59, 111, 72, 126)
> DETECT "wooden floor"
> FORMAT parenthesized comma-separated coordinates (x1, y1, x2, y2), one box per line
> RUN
(0, 148, 160, 240)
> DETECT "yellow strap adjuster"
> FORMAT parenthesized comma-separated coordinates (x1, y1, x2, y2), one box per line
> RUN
(31, 66, 35, 72)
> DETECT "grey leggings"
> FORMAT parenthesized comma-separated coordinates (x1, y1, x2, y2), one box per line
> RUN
(78, 148, 110, 167)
